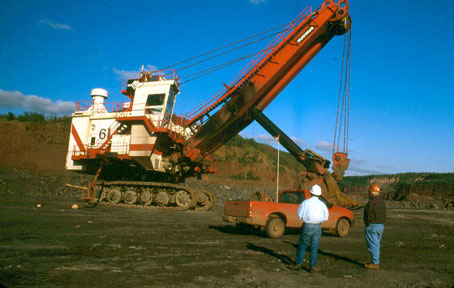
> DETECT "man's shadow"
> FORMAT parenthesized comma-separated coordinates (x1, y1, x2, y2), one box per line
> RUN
(283, 241, 364, 267)
(210, 225, 364, 268)
(208, 225, 300, 237)
(208, 224, 262, 236)
(245, 241, 364, 270)
(246, 242, 294, 265)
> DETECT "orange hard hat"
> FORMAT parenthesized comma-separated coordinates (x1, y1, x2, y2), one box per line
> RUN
(368, 184, 380, 193)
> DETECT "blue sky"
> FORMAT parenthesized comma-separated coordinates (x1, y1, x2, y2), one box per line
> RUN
(0, 0, 453, 175)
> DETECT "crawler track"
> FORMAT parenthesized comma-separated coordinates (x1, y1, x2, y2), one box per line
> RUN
(96, 181, 215, 211)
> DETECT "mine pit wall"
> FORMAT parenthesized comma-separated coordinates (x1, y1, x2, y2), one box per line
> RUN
(341, 175, 454, 208)
(386, 182, 454, 201)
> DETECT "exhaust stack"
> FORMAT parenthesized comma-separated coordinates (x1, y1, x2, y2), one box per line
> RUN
(89, 88, 108, 113)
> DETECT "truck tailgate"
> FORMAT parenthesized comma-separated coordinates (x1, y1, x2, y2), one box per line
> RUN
(224, 200, 251, 217)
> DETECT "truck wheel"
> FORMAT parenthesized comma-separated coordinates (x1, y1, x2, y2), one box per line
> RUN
(336, 218, 350, 237)
(265, 217, 285, 239)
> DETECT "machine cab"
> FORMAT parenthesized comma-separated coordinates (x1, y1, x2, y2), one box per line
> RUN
(126, 71, 180, 127)
(146, 93, 166, 113)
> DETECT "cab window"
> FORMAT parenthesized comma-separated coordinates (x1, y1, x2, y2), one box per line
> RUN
(165, 89, 175, 116)
(147, 94, 165, 106)
(319, 195, 333, 208)
(280, 192, 306, 204)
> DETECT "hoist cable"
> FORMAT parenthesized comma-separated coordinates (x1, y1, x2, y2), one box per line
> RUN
(176, 31, 282, 73)
(333, 29, 351, 154)
(160, 23, 292, 71)
(180, 28, 288, 85)
(347, 29, 351, 153)
(176, 21, 302, 82)
(346, 29, 351, 153)
(180, 50, 263, 85)
(333, 32, 347, 154)
(343, 35, 349, 152)
(162, 9, 312, 89)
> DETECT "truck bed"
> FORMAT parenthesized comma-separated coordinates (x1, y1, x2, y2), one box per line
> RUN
(223, 200, 302, 228)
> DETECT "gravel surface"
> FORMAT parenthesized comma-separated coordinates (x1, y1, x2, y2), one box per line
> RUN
(1, 195, 453, 287)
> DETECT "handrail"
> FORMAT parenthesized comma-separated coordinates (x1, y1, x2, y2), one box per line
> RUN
(72, 142, 130, 156)
(121, 69, 180, 91)
(75, 101, 129, 113)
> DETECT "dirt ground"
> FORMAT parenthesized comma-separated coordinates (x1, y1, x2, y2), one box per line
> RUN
(1, 196, 453, 288)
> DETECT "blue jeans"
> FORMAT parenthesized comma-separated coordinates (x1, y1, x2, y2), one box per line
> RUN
(365, 223, 384, 264)
(296, 223, 322, 267)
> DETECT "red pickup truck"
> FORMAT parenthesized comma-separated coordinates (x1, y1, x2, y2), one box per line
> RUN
(223, 189, 354, 238)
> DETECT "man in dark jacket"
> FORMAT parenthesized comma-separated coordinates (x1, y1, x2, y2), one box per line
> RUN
(363, 183, 386, 269)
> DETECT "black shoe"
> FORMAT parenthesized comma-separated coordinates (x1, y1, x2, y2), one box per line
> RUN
(308, 266, 317, 273)
(288, 264, 302, 270)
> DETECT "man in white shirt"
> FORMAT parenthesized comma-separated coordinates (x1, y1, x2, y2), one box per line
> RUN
(288, 184, 329, 272)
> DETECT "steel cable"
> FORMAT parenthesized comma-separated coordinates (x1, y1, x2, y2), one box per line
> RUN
(160, 22, 292, 72)
(333, 29, 351, 154)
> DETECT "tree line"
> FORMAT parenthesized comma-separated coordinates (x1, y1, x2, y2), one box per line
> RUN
(0, 112, 71, 124)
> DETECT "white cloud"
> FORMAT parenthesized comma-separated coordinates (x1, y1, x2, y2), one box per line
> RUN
(291, 136, 307, 148)
(239, 133, 277, 145)
(347, 165, 384, 175)
(240, 133, 307, 148)
(344, 158, 385, 175)
(249, 0, 266, 4)
(112, 68, 139, 80)
(0, 90, 25, 107)
(112, 65, 158, 80)
(315, 141, 333, 152)
(40, 19, 73, 31)
(256, 134, 278, 145)
(0, 89, 75, 115)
